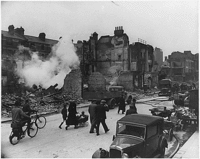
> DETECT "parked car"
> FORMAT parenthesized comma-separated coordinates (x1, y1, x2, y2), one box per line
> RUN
(158, 79, 172, 96)
(158, 88, 171, 96)
(109, 114, 168, 158)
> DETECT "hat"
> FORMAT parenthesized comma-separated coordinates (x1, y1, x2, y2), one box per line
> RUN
(100, 100, 106, 104)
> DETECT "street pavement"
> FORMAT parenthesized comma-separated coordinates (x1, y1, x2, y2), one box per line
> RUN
(1, 98, 199, 158)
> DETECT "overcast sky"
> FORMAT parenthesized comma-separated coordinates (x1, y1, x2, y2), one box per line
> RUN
(1, 0, 199, 58)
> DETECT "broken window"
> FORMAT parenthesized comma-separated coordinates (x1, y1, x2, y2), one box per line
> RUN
(118, 55, 122, 61)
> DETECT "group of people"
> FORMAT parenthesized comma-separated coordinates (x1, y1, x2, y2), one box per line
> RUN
(11, 94, 137, 139)
(117, 95, 138, 115)
(88, 95, 138, 136)
(59, 101, 88, 130)
(88, 100, 110, 136)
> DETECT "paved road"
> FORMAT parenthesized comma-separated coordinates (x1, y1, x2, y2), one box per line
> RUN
(2, 101, 172, 158)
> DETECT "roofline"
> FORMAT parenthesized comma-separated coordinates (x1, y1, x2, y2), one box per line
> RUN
(117, 114, 163, 126)
(2, 30, 58, 42)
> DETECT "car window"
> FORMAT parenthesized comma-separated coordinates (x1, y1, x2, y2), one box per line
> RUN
(117, 123, 145, 139)
(147, 125, 157, 138)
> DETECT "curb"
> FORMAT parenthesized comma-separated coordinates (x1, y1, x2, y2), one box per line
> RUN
(1, 103, 91, 124)
(169, 134, 180, 158)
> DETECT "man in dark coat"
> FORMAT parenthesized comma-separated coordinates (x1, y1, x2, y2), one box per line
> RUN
(125, 98, 138, 115)
(88, 100, 98, 133)
(95, 100, 109, 136)
(118, 95, 126, 114)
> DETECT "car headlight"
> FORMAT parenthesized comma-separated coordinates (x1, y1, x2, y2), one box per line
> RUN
(122, 153, 129, 158)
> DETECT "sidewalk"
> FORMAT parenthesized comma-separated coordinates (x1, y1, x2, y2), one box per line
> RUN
(173, 130, 199, 158)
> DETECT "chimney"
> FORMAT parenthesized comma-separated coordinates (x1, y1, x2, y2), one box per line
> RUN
(39, 33, 46, 41)
(15, 27, 25, 36)
(114, 26, 124, 36)
(93, 32, 98, 42)
(8, 25, 15, 35)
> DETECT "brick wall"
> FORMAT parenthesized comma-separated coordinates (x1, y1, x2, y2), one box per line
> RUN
(63, 69, 82, 99)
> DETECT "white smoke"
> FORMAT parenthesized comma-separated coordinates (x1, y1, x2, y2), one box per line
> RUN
(16, 37, 79, 89)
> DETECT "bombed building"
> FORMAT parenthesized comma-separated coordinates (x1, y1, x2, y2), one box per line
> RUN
(1, 25, 58, 95)
(72, 26, 157, 95)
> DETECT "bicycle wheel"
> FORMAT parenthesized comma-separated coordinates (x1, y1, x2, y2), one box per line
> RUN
(35, 116, 46, 129)
(28, 122, 38, 137)
(9, 131, 20, 145)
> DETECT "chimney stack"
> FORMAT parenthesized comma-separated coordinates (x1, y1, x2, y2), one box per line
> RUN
(114, 26, 124, 36)
(15, 27, 25, 36)
(8, 25, 15, 35)
(39, 33, 46, 41)
(93, 32, 98, 42)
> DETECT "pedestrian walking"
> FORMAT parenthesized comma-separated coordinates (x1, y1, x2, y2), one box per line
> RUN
(95, 100, 109, 136)
(125, 98, 138, 115)
(118, 95, 126, 114)
(59, 103, 68, 129)
(88, 100, 98, 133)
(65, 101, 78, 130)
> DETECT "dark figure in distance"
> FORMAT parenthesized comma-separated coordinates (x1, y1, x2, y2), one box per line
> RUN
(66, 101, 78, 130)
(118, 95, 126, 114)
(59, 103, 68, 129)
(95, 100, 109, 136)
(88, 100, 98, 133)
(126, 98, 138, 115)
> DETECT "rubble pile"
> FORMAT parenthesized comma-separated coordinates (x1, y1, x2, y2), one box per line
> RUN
(2, 87, 159, 119)
(126, 88, 159, 100)
(173, 105, 197, 119)
(1, 91, 85, 118)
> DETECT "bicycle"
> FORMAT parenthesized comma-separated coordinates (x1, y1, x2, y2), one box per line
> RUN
(9, 118, 38, 145)
(31, 111, 47, 129)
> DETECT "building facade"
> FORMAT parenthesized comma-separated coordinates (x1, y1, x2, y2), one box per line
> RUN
(154, 47, 163, 70)
(74, 26, 156, 91)
(166, 51, 198, 82)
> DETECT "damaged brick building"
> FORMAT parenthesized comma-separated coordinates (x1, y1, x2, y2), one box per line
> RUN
(164, 51, 199, 82)
(1, 25, 58, 94)
(74, 26, 158, 93)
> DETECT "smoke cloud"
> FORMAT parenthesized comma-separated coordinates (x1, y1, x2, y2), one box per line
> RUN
(16, 37, 80, 89)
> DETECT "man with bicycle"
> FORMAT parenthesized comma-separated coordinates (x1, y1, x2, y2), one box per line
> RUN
(11, 103, 31, 139)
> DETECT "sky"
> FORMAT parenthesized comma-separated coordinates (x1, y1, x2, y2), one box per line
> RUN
(1, 0, 199, 58)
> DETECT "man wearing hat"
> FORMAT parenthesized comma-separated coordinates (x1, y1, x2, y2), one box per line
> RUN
(95, 100, 110, 136)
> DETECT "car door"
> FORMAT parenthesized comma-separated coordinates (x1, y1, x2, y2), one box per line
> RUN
(145, 124, 159, 157)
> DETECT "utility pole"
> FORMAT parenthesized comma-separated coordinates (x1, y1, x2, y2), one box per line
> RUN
(81, 42, 84, 98)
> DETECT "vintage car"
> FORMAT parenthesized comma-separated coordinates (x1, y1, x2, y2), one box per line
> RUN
(158, 79, 172, 96)
(109, 114, 168, 158)
(158, 88, 172, 96)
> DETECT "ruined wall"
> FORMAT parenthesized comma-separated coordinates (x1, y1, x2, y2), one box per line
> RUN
(117, 71, 134, 91)
(88, 72, 106, 91)
(63, 69, 82, 99)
